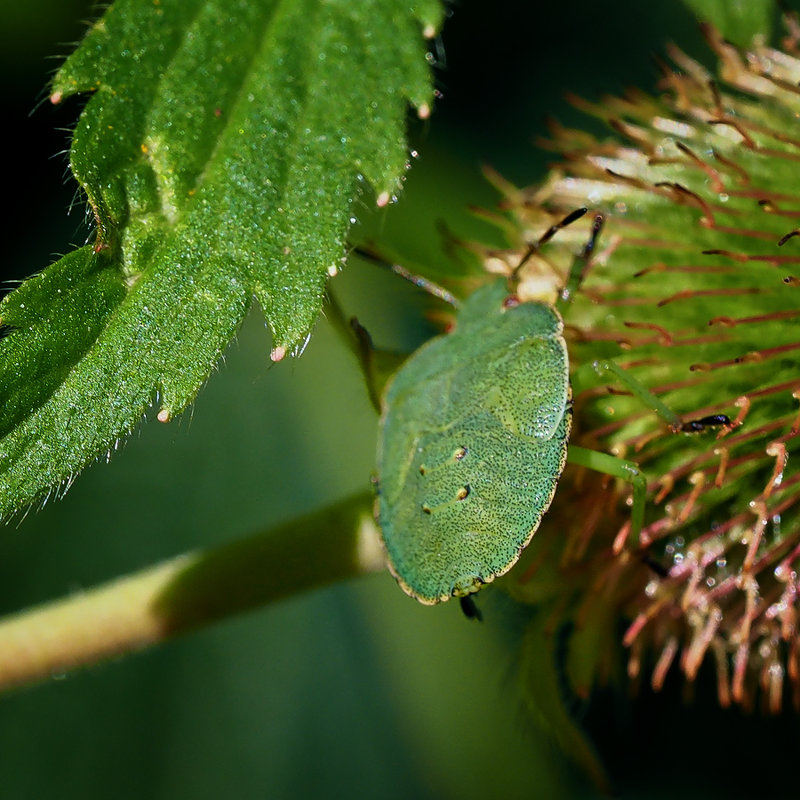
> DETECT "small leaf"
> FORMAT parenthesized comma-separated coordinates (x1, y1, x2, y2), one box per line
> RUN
(0, 0, 440, 518)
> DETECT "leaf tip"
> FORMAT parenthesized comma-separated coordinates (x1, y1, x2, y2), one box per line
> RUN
(417, 102, 431, 120)
(376, 191, 391, 208)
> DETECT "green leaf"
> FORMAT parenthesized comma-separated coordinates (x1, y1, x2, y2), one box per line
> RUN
(0, 0, 440, 518)
(681, 0, 774, 45)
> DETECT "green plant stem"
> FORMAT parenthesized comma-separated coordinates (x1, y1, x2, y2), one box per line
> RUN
(0, 492, 380, 692)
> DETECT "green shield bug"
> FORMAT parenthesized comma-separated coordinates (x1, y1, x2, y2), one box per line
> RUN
(372, 211, 730, 607)
(375, 210, 595, 606)
(376, 277, 571, 605)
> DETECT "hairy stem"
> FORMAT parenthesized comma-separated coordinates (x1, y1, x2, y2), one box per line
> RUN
(0, 492, 380, 692)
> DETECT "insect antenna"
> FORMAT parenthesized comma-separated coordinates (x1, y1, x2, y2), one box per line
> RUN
(511, 206, 589, 280)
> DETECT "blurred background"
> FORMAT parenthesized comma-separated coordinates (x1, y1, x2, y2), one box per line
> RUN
(1, 1, 796, 798)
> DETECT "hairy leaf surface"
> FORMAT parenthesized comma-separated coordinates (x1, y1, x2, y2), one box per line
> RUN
(0, 0, 439, 517)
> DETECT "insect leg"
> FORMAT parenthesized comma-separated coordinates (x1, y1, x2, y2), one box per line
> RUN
(567, 445, 647, 547)
(351, 246, 460, 307)
(573, 358, 731, 433)
(324, 289, 406, 413)
(586, 359, 682, 430)
(569, 361, 731, 548)
(459, 594, 483, 621)
(555, 212, 604, 312)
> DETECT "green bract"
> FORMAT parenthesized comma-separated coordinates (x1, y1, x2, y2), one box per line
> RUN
(376, 279, 571, 604)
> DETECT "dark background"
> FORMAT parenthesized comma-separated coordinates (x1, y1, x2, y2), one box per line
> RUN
(1, 2, 796, 798)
